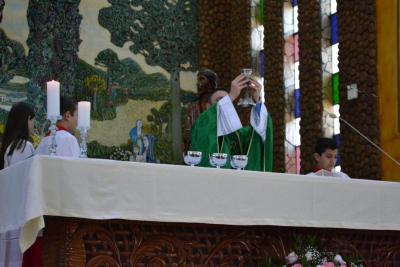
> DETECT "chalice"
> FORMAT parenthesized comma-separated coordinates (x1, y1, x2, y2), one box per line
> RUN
(237, 68, 256, 107)
(183, 151, 202, 167)
(209, 153, 228, 168)
(230, 155, 248, 170)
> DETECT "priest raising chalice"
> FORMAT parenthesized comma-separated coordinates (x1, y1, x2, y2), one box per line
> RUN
(190, 71, 273, 172)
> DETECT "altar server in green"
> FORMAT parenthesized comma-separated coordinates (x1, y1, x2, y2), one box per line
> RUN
(191, 74, 273, 172)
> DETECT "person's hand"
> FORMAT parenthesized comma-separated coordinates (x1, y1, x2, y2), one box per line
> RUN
(248, 77, 262, 102)
(229, 74, 248, 101)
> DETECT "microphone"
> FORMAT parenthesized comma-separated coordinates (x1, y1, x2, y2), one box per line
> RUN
(326, 111, 400, 168)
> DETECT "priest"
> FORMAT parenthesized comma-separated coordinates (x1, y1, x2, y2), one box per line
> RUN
(190, 74, 273, 172)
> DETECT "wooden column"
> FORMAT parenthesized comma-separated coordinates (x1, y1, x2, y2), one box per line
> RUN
(376, 0, 400, 181)
(198, 0, 251, 91)
(298, 0, 324, 174)
(264, 0, 285, 172)
(337, 0, 380, 179)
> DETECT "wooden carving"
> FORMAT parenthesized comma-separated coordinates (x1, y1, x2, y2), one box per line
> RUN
(42, 217, 400, 267)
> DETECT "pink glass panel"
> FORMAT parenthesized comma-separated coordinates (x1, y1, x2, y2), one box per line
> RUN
(294, 34, 299, 62)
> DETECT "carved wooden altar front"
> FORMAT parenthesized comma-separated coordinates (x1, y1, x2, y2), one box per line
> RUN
(42, 216, 400, 267)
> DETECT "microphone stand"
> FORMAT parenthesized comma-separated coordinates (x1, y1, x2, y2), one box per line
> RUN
(326, 112, 400, 168)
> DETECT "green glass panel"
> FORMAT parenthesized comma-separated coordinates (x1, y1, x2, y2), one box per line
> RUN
(332, 73, 339, 105)
(260, 0, 264, 25)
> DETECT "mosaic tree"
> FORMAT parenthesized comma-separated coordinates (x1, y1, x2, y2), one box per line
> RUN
(95, 49, 120, 75)
(147, 102, 170, 138)
(0, 22, 27, 126)
(99, 0, 197, 163)
(0, 29, 26, 87)
(83, 75, 106, 112)
(0, 0, 4, 23)
(26, 0, 81, 131)
(94, 48, 170, 102)
(94, 49, 117, 104)
(27, 0, 81, 94)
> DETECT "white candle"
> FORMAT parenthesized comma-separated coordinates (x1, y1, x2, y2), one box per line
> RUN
(46, 80, 60, 118)
(78, 101, 91, 128)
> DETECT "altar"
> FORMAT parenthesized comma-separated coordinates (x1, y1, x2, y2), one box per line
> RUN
(1, 156, 400, 266)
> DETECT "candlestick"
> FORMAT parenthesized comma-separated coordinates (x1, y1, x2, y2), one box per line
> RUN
(46, 80, 60, 118)
(47, 115, 61, 156)
(78, 127, 89, 158)
(77, 101, 91, 158)
(78, 101, 91, 128)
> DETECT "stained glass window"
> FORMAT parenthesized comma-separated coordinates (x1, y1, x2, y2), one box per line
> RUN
(321, 0, 341, 170)
(251, 0, 265, 101)
(283, 0, 301, 174)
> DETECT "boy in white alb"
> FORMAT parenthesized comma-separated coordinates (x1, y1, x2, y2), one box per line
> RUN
(36, 96, 80, 157)
(307, 137, 350, 179)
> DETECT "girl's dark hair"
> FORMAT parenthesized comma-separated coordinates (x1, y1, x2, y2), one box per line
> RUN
(60, 96, 77, 116)
(0, 102, 35, 169)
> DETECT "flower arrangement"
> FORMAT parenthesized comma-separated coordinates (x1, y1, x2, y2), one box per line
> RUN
(109, 147, 132, 161)
(282, 251, 361, 267)
(262, 236, 363, 267)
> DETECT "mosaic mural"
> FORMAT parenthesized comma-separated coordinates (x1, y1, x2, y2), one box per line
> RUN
(0, 0, 198, 163)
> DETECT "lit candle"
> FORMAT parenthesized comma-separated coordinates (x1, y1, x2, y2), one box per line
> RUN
(46, 80, 60, 118)
(78, 101, 91, 128)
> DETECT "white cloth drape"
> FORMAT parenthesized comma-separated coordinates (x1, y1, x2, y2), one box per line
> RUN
(1, 156, 400, 253)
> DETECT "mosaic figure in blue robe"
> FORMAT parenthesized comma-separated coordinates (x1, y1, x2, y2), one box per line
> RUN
(129, 119, 144, 159)
(143, 134, 157, 163)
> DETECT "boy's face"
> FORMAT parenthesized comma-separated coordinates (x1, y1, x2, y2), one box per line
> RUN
(314, 148, 338, 171)
(65, 110, 78, 131)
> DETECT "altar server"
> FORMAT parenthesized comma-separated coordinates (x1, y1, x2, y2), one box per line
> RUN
(0, 102, 35, 267)
(36, 96, 80, 157)
(307, 137, 350, 178)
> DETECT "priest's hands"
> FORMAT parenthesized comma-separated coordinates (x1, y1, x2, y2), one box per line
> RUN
(228, 74, 262, 103)
(248, 78, 262, 102)
(229, 74, 248, 101)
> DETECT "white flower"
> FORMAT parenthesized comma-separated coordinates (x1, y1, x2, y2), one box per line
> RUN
(285, 252, 298, 264)
(110, 148, 132, 161)
(334, 254, 347, 265)
(305, 251, 313, 261)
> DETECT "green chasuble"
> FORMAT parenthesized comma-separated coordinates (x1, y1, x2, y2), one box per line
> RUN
(191, 104, 273, 172)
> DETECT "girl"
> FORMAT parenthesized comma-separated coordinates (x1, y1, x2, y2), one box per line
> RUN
(0, 102, 35, 267)
(0, 102, 35, 169)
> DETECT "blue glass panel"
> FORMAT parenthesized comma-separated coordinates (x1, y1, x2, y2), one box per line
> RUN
(294, 89, 301, 118)
(333, 133, 340, 146)
(333, 134, 341, 166)
(292, 0, 298, 6)
(330, 13, 338, 45)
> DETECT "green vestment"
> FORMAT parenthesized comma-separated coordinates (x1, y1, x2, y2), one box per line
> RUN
(191, 104, 273, 172)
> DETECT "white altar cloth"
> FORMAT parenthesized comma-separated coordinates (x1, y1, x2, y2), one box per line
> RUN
(1, 155, 400, 252)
